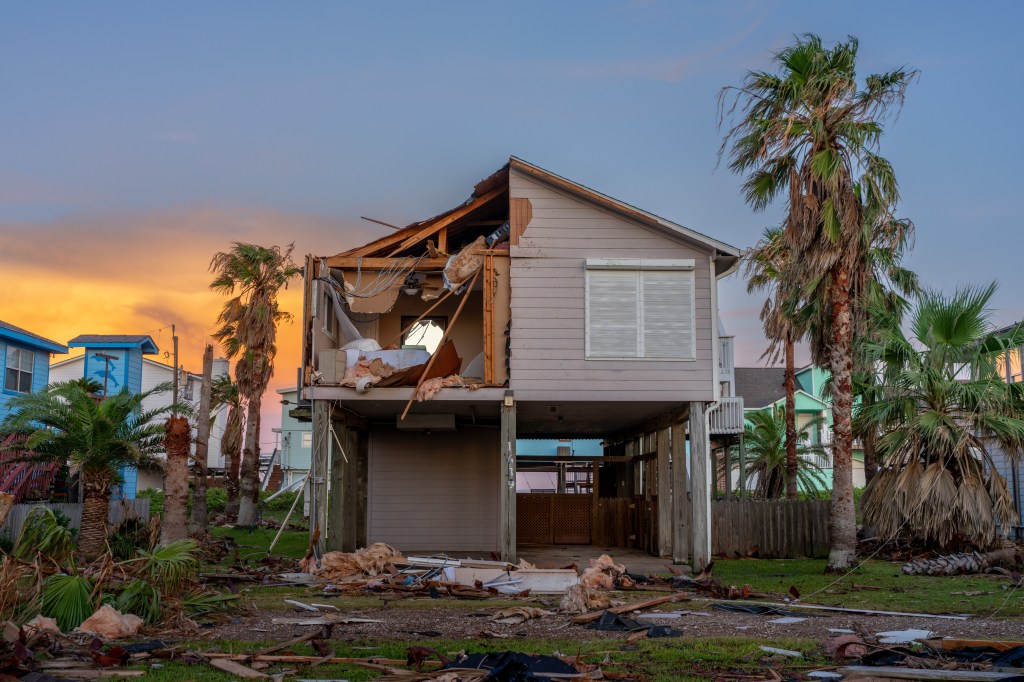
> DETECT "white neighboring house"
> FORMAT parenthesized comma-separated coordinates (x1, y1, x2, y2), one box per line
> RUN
(49, 354, 231, 492)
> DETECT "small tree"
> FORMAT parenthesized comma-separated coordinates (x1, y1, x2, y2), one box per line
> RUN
(211, 374, 242, 519)
(737, 410, 829, 498)
(210, 243, 299, 526)
(860, 284, 1024, 548)
(0, 382, 174, 557)
(190, 344, 215, 535)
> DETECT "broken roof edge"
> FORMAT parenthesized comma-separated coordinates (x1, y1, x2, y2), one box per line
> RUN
(509, 156, 741, 260)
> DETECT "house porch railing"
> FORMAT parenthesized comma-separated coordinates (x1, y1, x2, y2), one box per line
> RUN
(709, 396, 745, 435)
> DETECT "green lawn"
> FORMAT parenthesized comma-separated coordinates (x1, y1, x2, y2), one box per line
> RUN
(713, 558, 1024, 617)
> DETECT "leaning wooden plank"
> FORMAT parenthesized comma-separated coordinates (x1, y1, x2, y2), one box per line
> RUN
(702, 599, 971, 620)
(270, 616, 382, 625)
(209, 658, 270, 678)
(573, 594, 686, 623)
(838, 666, 1011, 680)
(322, 256, 450, 270)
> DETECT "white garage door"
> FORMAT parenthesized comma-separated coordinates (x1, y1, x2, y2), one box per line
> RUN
(368, 428, 499, 552)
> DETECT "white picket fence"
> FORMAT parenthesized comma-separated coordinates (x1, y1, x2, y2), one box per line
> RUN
(0, 499, 150, 540)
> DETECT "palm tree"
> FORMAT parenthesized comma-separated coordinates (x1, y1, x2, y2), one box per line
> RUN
(745, 225, 801, 499)
(721, 34, 917, 569)
(211, 374, 242, 518)
(736, 409, 829, 498)
(210, 243, 300, 526)
(859, 284, 1024, 549)
(0, 382, 175, 557)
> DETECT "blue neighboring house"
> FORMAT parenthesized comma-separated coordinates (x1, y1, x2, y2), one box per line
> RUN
(0, 320, 68, 421)
(66, 334, 160, 499)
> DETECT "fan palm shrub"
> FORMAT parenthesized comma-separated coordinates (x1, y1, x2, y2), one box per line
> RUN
(0, 382, 176, 558)
(737, 409, 829, 498)
(859, 284, 1024, 548)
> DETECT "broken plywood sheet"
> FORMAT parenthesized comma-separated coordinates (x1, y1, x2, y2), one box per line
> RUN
(514, 569, 579, 594)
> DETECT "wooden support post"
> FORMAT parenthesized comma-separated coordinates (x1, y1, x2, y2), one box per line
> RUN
(656, 427, 671, 558)
(499, 391, 517, 563)
(326, 419, 349, 553)
(310, 400, 330, 555)
(356, 426, 369, 549)
(341, 424, 359, 551)
(723, 441, 732, 498)
(689, 402, 711, 571)
(670, 421, 689, 565)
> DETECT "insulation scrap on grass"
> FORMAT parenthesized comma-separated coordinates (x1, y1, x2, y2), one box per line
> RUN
(559, 584, 611, 614)
(23, 615, 60, 636)
(315, 543, 401, 582)
(76, 605, 144, 639)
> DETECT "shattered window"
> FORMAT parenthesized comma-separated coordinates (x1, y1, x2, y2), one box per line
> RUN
(402, 316, 447, 354)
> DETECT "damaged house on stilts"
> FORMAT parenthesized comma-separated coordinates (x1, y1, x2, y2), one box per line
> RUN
(298, 157, 742, 569)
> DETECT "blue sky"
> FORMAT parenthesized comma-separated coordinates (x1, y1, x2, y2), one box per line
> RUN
(2, 1, 1022, 437)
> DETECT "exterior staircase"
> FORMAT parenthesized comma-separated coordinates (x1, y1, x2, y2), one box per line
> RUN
(0, 434, 58, 502)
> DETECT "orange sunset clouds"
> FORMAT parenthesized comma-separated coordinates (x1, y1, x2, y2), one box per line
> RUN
(0, 206, 382, 443)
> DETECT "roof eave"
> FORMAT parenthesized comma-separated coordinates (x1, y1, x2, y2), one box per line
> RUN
(0, 328, 67, 355)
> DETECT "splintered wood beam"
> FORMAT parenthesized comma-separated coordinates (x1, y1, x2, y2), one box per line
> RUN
(386, 186, 507, 257)
(483, 255, 494, 385)
(438, 226, 448, 253)
(400, 269, 481, 421)
(321, 257, 449, 270)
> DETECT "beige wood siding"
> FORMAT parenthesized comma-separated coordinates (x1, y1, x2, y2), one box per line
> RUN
(508, 169, 715, 401)
(367, 427, 499, 552)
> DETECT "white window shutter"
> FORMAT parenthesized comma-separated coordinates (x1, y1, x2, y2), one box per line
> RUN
(587, 270, 639, 357)
(641, 271, 695, 359)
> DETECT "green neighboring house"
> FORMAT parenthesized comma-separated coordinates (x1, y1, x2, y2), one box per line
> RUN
(734, 365, 866, 491)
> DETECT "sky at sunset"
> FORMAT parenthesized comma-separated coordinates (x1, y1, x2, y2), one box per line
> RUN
(2, 1, 1022, 447)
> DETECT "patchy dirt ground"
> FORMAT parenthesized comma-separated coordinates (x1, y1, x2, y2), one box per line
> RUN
(198, 598, 1024, 645)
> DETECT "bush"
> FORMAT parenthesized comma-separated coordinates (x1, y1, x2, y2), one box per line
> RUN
(205, 487, 228, 513)
(260, 489, 301, 511)
(0, 531, 13, 555)
(139, 486, 229, 516)
(109, 517, 152, 561)
(136, 488, 164, 515)
(14, 507, 77, 563)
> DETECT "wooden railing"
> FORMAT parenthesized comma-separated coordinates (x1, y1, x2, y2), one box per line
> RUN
(709, 396, 745, 435)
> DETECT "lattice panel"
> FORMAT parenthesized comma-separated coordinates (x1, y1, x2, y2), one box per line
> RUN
(552, 494, 592, 544)
(517, 494, 553, 544)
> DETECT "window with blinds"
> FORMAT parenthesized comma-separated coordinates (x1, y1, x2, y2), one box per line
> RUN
(585, 260, 696, 360)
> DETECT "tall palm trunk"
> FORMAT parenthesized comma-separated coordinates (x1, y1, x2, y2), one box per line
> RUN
(827, 270, 857, 571)
(784, 331, 798, 499)
(161, 415, 191, 544)
(79, 469, 114, 558)
(191, 345, 214, 535)
(236, 397, 262, 526)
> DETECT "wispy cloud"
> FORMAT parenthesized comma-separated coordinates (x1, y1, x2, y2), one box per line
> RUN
(552, 15, 766, 83)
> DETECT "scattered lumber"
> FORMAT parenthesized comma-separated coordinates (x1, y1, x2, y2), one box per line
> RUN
(935, 637, 1024, 651)
(572, 594, 686, 623)
(208, 658, 270, 678)
(46, 672, 146, 679)
(200, 652, 442, 668)
(701, 599, 971, 620)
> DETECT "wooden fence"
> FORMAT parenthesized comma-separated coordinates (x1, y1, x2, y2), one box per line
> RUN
(711, 499, 831, 559)
(0, 499, 151, 539)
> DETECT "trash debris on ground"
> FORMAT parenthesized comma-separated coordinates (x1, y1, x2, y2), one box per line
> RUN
(875, 628, 934, 644)
(710, 603, 813, 618)
(489, 607, 553, 625)
(767, 616, 807, 624)
(579, 554, 630, 590)
(583, 610, 682, 638)
(703, 599, 971, 620)
(429, 650, 602, 682)
(315, 543, 401, 582)
(76, 605, 144, 640)
(902, 548, 1021, 576)
(572, 594, 686, 623)
(759, 645, 803, 658)
(823, 634, 868, 660)
(559, 584, 610, 615)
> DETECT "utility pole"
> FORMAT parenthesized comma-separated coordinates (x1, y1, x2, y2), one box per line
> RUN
(172, 324, 180, 408)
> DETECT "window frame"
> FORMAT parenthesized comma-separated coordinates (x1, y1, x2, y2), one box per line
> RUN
(584, 258, 697, 361)
(4, 346, 35, 394)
